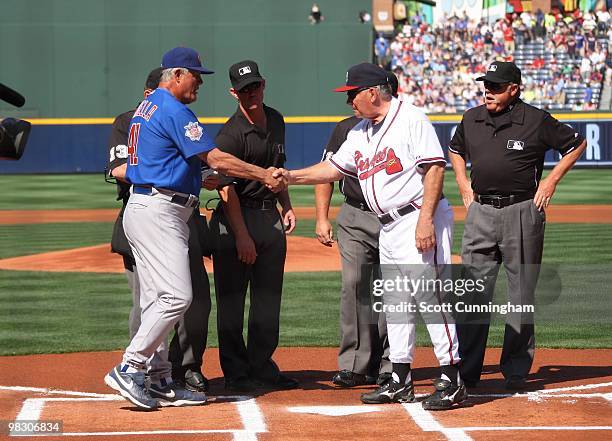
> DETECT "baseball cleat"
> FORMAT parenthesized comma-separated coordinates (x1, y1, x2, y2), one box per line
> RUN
(505, 375, 527, 390)
(148, 378, 207, 407)
(175, 368, 209, 393)
(225, 376, 258, 392)
(421, 378, 468, 410)
(253, 374, 300, 390)
(360, 379, 415, 404)
(332, 370, 375, 388)
(104, 364, 158, 410)
(376, 372, 393, 386)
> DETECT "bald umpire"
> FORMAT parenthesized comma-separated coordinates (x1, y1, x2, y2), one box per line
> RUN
(448, 61, 587, 390)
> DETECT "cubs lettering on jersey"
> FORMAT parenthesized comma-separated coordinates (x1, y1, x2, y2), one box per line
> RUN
(126, 88, 215, 195)
(328, 98, 446, 215)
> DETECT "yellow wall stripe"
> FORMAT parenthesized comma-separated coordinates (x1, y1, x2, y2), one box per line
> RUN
(23, 113, 612, 125)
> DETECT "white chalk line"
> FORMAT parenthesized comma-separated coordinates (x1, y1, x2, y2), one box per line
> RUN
(537, 381, 612, 394)
(0, 385, 115, 398)
(6, 386, 266, 440)
(400, 381, 612, 441)
(402, 402, 473, 441)
(460, 426, 612, 431)
(4, 382, 612, 439)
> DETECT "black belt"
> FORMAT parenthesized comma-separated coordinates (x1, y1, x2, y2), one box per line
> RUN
(239, 198, 277, 210)
(132, 185, 199, 208)
(344, 197, 372, 212)
(378, 203, 418, 225)
(475, 192, 534, 209)
(378, 194, 445, 225)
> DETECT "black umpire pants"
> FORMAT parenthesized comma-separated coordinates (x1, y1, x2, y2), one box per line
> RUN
(168, 211, 212, 376)
(209, 205, 286, 382)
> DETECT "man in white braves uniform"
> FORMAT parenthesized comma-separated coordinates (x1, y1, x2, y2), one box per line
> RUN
(274, 63, 466, 410)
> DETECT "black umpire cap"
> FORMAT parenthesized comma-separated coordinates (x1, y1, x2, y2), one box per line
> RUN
(145, 67, 163, 90)
(476, 61, 522, 84)
(229, 60, 264, 91)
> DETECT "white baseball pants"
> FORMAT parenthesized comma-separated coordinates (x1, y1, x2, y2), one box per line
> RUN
(378, 198, 460, 366)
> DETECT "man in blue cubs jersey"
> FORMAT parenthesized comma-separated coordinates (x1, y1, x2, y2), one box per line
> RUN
(104, 47, 286, 410)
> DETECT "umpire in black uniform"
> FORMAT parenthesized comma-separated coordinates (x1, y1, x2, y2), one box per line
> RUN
(209, 60, 298, 392)
(448, 61, 587, 389)
(107, 67, 212, 393)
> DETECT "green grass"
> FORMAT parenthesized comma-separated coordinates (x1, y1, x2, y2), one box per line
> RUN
(0, 222, 113, 259)
(0, 171, 610, 355)
(0, 169, 610, 210)
(4, 220, 608, 264)
(0, 270, 344, 355)
(451, 223, 612, 264)
(442, 169, 612, 206)
(1, 266, 609, 356)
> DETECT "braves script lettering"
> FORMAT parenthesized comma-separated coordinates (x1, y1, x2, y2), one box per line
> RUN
(355, 147, 404, 180)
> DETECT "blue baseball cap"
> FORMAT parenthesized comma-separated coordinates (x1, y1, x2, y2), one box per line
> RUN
(334, 63, 388, 92)
(161, 47, 214, 74)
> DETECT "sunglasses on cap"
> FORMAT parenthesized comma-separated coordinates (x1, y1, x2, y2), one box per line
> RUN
(347, 86, 371, 102)
(238, 82, 262, 94)
(483, 81, 512, 93)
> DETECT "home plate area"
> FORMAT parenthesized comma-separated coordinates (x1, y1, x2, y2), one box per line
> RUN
(2, 382, 611, 441)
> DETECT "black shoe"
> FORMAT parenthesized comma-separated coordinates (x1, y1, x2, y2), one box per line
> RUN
(183, 369, 209, 393)
(254, 374, 299, 390)
(376, 372, 392, 386)
(225, 376, 257, 393)
(505, 375, 526, 390)
(332, 370, 370, 387)
(463, 380, 478, 388)
(360, 379, 415, 404)
(422, 378, 468, 410)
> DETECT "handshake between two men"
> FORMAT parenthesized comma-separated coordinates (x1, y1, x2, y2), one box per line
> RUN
(263, 162, 345, 191)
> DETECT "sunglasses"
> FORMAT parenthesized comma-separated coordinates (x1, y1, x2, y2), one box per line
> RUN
(347, 87, 371, 102)
(238, 82, 262, 94)
(483, 81, 511, 93)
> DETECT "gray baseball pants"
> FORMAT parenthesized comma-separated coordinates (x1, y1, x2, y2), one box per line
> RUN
(122, 193, 194, 375)
(457, 199, 544, 383)
(336, 202, 391, 377)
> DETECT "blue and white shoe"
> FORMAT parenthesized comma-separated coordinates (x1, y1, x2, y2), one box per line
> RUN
(148, 379, 207, 407)
(104, 364, 158, 410)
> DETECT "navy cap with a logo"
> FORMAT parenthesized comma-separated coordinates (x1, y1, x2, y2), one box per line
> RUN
(476, 61, 521, 84)
(229, 60, 264, 91)
(161, 47, 214, 74)
(334, 63, 389, 92)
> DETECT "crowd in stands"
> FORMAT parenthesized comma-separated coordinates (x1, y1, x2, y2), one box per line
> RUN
(375, 8, 611, 113)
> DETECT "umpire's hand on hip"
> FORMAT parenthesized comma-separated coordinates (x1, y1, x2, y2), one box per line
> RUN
(533, 176, 557, 210)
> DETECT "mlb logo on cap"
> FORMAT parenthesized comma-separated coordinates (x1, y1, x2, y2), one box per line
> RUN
(229, 60, 264, 90)
(476, 61, 522, 84)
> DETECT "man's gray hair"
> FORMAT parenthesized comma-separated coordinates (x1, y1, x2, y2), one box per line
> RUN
(376, 84, 393, 100)
(160, 67, 188, 82)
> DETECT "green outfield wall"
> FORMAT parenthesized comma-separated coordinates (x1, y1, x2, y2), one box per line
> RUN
(0, 0, 370, 119)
